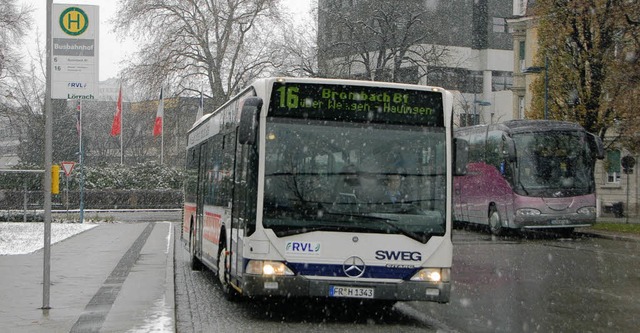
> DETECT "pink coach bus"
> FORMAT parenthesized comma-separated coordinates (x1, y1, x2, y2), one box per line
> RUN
(454, 120, 604, 235)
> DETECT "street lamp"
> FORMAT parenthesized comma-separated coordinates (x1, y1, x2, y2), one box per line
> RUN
(473, 100, 491, 125)
(523, 56, 549, 119)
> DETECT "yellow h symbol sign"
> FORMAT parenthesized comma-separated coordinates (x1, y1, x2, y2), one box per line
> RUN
(59, 7, 89, 36)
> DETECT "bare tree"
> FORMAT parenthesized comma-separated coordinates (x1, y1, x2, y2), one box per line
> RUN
(273, 0, 320, 77)
(0, 0, 31, 85)
(318, 0, 451, 83)
(113, 0, 284, 108)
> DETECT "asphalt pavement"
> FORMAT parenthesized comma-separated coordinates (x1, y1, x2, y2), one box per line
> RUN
(0, 221, 176, 333)
(0, 213, 637, 333)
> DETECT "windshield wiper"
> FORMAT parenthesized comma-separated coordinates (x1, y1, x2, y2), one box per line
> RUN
(325, 212, 426, 243)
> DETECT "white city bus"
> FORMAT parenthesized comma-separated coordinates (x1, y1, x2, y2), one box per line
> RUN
(183, 77, 459, 303)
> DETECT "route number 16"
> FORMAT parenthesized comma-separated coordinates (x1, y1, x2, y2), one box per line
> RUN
(277, 86, 299, 110)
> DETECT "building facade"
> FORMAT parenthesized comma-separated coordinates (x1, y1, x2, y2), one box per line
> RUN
(317, 0, 515, 126)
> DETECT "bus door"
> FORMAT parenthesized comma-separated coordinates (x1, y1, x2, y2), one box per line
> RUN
(231, 135, 255, 285)
(226, 132, 242, 285)
(454, 175, 468, 222)
(194, 144, 208, 257)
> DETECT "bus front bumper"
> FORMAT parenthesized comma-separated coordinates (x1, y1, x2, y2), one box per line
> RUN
(240, 275, 450, 303)
(513, 214, 595, 229)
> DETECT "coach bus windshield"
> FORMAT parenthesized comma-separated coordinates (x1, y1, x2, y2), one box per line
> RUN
(513, 131, 596, 197)
(262, 119, 447, 243)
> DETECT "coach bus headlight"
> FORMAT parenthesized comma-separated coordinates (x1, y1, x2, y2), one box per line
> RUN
(246, 260, 294, 276)
(577, 207, 596, 215)
(516, 208, 541, 216)
(410, 268, 450, 282)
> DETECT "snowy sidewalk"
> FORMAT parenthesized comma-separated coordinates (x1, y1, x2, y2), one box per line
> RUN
(0, 222, 175, 333)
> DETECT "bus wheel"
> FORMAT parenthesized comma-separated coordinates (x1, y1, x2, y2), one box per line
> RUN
(217, 246, 238, 301)
(488, 207, 504, 236)
(189, 227, 202, 271)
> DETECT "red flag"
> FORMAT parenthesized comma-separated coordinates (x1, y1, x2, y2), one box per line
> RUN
(153, 88, 164, 137)
(110, 85, 123, 136)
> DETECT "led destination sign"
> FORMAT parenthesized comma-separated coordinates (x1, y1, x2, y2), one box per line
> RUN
(268, 82, 444, 126)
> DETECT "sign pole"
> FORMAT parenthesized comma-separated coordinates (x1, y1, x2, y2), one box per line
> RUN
(43, 0, 53, 311)
(60, 161, 75, 212)
(79, 101, 85, 224)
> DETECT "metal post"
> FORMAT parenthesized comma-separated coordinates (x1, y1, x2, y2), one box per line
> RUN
(626, 172, 630, 224)
(23, 181, 27, 223)
(43, 0, 53, 310)
(79, 100, 84, 224)
(544, 56, 549, 120)
(65, 174, 69, 213)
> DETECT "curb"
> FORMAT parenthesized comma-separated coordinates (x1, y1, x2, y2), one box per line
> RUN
(575, 229, 640, 242)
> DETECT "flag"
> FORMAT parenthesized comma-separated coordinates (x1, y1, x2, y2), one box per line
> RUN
(153, 88, 164, 137)
(196, 91, 204, 120)
(110, 85, 123, 137)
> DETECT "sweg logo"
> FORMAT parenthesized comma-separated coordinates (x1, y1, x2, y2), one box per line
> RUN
(375, 250, 422, 261)
(285, 241, 321, 254)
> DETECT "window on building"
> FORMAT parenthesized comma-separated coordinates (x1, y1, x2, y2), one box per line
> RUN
(493, 17, 507, 33)
(492, 71, 513, 91)
(607, 150, 621, 183)
(518, 41, 526, 72)
(518, 97, 525, 119)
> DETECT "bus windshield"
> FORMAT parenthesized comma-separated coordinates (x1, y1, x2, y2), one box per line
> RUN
(513, 131, 595, 197)
(263, 119, 447, 243)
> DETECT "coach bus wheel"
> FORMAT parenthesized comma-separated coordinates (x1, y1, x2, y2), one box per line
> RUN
(189, 226, 202, 271)
(217, 246, 238, 300)
(488, 207, 504, 236)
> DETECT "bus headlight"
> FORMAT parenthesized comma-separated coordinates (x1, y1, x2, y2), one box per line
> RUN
(246, 260, 294, 276)
(410, 268, 450, 282)
(516, 208, 541, 216)
(577, 207, 596, 215)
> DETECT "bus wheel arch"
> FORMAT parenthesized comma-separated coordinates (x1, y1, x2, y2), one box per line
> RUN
(217, 228, 238, 300)
(189, 216, 202, 270)
(488, 204, 505, 236)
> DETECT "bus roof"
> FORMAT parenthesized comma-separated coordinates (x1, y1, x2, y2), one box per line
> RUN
(499, 119, 585, 133)
(456, 119, 586, 136)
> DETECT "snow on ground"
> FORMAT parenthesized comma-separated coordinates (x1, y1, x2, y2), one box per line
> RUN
(0, 222, 97, 255)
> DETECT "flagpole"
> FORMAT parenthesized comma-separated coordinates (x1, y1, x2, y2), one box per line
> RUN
(160, 88, 164, 165)
(161, 114, 164, 165)
(78, 100, 85, 224)
(120, 81, 123, 165)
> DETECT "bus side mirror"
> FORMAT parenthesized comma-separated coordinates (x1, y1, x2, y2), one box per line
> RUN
(238, 97, 263, 145)
(588, 133, 605, 159)
(454, 138, 468, 176)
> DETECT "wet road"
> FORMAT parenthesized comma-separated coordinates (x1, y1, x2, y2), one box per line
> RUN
(409, 227, 640, 332)
(172, 218, 639, 332)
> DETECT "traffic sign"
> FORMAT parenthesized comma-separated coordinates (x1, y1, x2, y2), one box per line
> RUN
(61, 161, 76, 176)
(51, 4, 99, 100)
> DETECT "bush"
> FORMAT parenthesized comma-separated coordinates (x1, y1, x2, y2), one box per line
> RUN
(0, 162, 185, 191)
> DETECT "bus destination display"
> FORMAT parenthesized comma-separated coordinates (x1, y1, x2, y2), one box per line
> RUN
(269, 82, 444, 126)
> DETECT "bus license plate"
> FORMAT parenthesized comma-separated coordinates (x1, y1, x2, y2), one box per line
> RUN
(329, 286, 374, 299)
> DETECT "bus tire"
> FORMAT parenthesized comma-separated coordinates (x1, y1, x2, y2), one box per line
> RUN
(488, 206, 504, 236)
(189, 222, 202, 271)
(217, 246, 238, 301)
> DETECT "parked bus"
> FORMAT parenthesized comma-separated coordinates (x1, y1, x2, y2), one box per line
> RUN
(454, 119, 604, 235)
(183, 77, 460, 303)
